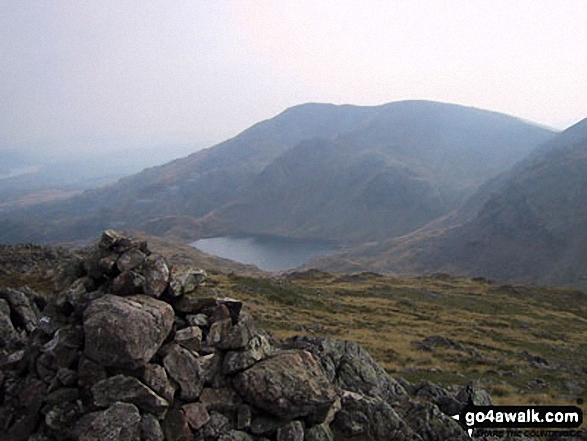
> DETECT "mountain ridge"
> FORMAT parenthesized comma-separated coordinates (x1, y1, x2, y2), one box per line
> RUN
(309, 117, 587, 288)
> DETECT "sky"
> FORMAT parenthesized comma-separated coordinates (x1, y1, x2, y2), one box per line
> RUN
(1, 0, 586, 159)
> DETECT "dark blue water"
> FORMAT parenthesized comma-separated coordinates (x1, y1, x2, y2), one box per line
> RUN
(191, 236, 336, 271)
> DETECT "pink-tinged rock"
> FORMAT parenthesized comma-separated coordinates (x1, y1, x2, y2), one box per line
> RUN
(182, 402, 210, 430)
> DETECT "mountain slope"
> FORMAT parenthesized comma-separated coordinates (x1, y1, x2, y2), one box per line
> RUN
(311, 118, 587, 288)
(0, 101, 555, 244)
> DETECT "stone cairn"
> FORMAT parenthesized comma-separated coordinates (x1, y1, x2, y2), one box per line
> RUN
(0, 231, 489, 441)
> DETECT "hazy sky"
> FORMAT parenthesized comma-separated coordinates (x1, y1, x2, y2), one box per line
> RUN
(1, 0, 586, 157)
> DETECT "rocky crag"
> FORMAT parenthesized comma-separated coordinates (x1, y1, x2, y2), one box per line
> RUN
(1, 231, 493, 440)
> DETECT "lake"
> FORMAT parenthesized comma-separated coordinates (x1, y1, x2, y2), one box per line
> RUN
(191, 235, 337, 271)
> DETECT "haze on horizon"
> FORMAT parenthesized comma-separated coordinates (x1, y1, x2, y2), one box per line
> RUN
(1, 0, 586, 160)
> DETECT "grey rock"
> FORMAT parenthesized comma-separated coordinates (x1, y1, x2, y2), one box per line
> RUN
(56, 367, 78, 387)
(141, 413, 165, 441)
(45, 401, 84, 434)
(173, 292, 218, 314)
(0, 287, 39, 333)
(143, 255, 170, 298)
(92, 374, 169, 417)
(83, 294, 174, 369)
(79, 401, 141, 441)
(223, 334, 272, 374)
(41, 324, 83, 368)
(250, 415, 288, 436)
(236, 404, 252, 430)
(207, 318, 233, 347)
(163, 344, 204, 401)
(186, 313, 209, 327)
(112, 270, 147, 296)
(0, 298, 19, 347)
(175, 326, 202, 352)
(305, 424, 334, 441)
(285, 336, 407, 401)
(116, 248, 147, 273)
(277, 420, 304, 441)
(199, 411, 233, 439)
(217, 314, 256, 350)
(218, 430, 255, 441)
(234, 350, 338, 422)
(77, 356, 107, 388)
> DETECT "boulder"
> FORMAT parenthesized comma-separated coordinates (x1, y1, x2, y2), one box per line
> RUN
(140, 413, 165, 441)
(182, 402, 210, 430)
(234, 350, 338, 422)
(163, 344, 204, 401)
(83, 294, 174, 369)
(91, 374, 169, 417)
(276, 420, 304, 441)
(79, 401, 141, 441)
(0, 287, 39, 333)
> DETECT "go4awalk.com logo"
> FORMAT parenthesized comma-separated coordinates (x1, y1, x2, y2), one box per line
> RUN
(451, 403, 583, 437)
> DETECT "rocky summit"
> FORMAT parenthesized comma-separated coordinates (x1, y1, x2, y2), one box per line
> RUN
(1, 231, 495, 440)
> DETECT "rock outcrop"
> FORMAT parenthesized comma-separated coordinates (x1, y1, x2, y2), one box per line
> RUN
(1, 231, 494, 440)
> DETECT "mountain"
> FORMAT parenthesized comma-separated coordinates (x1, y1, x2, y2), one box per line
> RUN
(311, 118, 587, 288)
(0, 101, 555, 244)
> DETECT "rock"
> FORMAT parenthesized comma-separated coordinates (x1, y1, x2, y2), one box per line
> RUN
(199, 411, 233, 439)
(116, 248, 147, 273)
(45, 401, 84, 434)
(141, 413, 165, 441)
(236, 404, 252, 430)
(200, 387, 242, 412)
(305, 424, 334, 441)
(46, 387, 80, 404)
(175, 326, 202, 352)
(92, 374, 169, 417)
(217, 314, 258, 350)
(210, 304, 232, 323)
(163, 344, 204, 401)
(207, 318, 233, 347)
(223, 334, 273, 374)
(181, 270, 208, 294)
(0, 298, 20, 348)
(141, 363, 177, 403)
(112, 270, 146, 296)
(333, 393, 414, 441)
(0, 287, 39, 333)
(250, 416, 288, 436)
(233, 350, 338, 422)
(182, 402, 210, 430)
(77, 356, 107, 388)
(143, 255, 170, 298)
(173, 293, 218, 314)
(285, 336, 407, 401)
(84, 294, 174, 369)
(79, 401, 141, 441)
(186, 313, 209, 328)
(163, 407, 193, 441)
(41, 324, 84, 369)
(276, 420, 304, 441)
(56, 367, 78, 387)
(218, 431, 255, 441)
